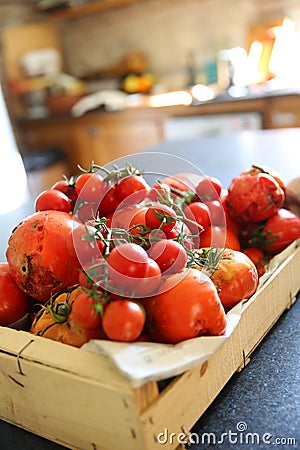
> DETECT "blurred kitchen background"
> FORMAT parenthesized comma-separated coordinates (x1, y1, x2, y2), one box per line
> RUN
(0, 0, 300, 210)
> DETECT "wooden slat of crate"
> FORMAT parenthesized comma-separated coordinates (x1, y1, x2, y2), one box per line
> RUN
(0, 244, 299, 450)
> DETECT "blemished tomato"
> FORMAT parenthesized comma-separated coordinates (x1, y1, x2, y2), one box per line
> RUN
(106, 242, 149, 288)
(35, 189, 72, 213)
(71, 291, 104, 330)
(199, 226, 241, 251)
(196, 176, 222, 201)
(145, 204, 177, 233)
(102, 299, 145, 342)
(6, 211, 82, 302)
(207, 248, 258, 311)
(75, 172, 105, 203)
(226, 170, 285, 224)
(148, 239, 187, 274)
(30, 285, 105, 347)
(260, 208, 300, 254)
(0, 262, 31, 326)
(143, 268, 227, 344)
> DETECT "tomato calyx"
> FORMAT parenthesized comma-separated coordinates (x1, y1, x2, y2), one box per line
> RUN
(187, 247, 224, 276)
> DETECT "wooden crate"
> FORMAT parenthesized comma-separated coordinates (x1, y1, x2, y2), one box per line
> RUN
(0, 243, 299, 450)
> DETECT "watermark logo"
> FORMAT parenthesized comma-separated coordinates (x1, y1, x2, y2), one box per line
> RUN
(156, 421, 297, 446)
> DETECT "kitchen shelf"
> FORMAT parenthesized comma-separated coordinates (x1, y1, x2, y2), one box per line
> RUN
(50, 0, 145, 20)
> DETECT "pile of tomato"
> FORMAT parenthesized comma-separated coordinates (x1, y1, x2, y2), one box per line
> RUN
(1, 161, 300, 347)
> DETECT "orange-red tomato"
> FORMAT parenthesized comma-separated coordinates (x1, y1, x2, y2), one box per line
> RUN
(143, 268, 227, 344)
(199, 225, 241, 251)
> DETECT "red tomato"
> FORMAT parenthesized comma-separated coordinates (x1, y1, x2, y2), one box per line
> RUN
(74, 202, 98, 223)
(69, 223, 105, 265)
(208, 248, 259, 311)
(199, 226, 241, 251)
(148, 239, 187, 274)
(261, 208, 300, 254)
(204, 200, 226, 227)
(106, 242, 149, 289)
(51, 179, 78, 205)
(143, 268, 227, 344)
(98, 185, 121, 216)
(183, 201, 210, 233)
(114, 175, 150, 204)
(243, 247, 268, 277)
(35, 189, 72, 213)
(75, 172, 105, 203)
(6, 211, 82, 302)
(145, 204, 177, 233)
(148, 182, 171, 202)
(131, 258, 162, 297)
(226, 171, 285, 224)
(102, 299, 145, 342)
(196, 176, 222, 201)
(0, 262, 31, 326)
(78, 258, 106, 288)
(71, 291, 104, 330)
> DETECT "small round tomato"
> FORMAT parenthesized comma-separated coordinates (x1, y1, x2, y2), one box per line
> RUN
(132, 258, 162, 297)
(143, 268, 227, 344)
(145, 204, 177, 233)
(69, 223, 105, 265)
(204, 200, 226, 227)
(74, 202, 98, 223)
(199, 226, 241, 251)
(243, 247, 268, 277)
(35, 189, 71, 213)
(261, 208, 300, 255)
(148, 182, 171, 202)
(196, 176, 222, 201)
(51, 179, 78, 205)
(0, 262, 31, 326)
(148, 239, 187, 274)
(102, 299, 145, 342)
(209, 248, 259, 311)
(114, 175, 150, 204)
(184, 201, 210, 233)
(98, 185, 121, 216)
(106, 242, 149, 288)
(72, 291, 104, 330)
(75, 172, 105, 203)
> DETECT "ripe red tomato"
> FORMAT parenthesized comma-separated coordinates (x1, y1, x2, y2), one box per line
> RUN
(204, 200, 226, 227)
(0, 262, 31, 326)
(143, 268, 227, 344)
(148, 182, 171, 202)
(102, 299, 145, 342)
(35, 189, 72, 213)
(69, 223, 105, 265)
(71, 291, 104, 330)
(145, 204, 177, 233)
(226, 171, 285, 224)
(149, 239, 187, 274)
(260, 208, 300, 254)
(75, 172, 105, 203)
(196, 176, 222, 201)
(199, 226, 241, 251)
(51, 179, 78, 206)
(209, 249, 259, 311)
(74, 202, 98, 223)
(6, 211, 82, 302)
(243, 247, 268, 277)
(106, 242, 149, 289)
(183, 201, 210, 233)
(98, 185, 121, 216)
(131, 258, 162, 297)
(114, 175, 150, 204)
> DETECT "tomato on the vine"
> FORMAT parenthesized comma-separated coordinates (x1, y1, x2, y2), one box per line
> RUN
(71, 291, 104, 330)
(199, 225, 241, 251)
(75, 172, 105, 203)
(148, 239, 187, 274)
(102, 299, 145, 342)
(184, 201, 210, 234)
(114, 175, 150, 204)
(145, 204, 177, 233)
(196, 175, 222, 201)
(35, 189, 72, 213)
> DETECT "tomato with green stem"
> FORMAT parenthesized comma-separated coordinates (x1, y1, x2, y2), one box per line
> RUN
(102, 299, 145, 342)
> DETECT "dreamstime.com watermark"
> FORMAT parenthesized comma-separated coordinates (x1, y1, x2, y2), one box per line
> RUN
(156, 422, 297, 446)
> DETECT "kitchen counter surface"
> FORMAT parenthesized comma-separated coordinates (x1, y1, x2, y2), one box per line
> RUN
(1, 128, 299, 449)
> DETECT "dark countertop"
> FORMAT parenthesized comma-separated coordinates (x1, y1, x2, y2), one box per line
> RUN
(1, 128, 300, 449)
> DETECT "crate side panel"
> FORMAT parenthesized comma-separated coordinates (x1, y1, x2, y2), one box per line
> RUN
(0, 354, 147, 450)
(139, 245, 300, 449)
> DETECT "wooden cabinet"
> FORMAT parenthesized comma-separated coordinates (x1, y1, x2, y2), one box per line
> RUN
(18, 109, 165, 174)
